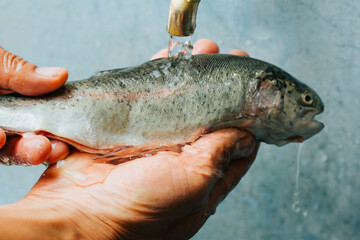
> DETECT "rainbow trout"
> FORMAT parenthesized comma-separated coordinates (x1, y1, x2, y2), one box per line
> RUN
(0, 54, 324, 164)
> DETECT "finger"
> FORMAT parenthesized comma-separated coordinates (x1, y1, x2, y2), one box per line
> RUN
(0, 128, 6, 149)
(0, 89, 14, 95)
(151, 48, 168, 60)
(46, 140, 70, 164)
(181, 129, 255, 178)
(228, 49, 249, 57)
(0, 47, 68, 96)
(192, 39, 219, 55)
(1, 134, 52, 165)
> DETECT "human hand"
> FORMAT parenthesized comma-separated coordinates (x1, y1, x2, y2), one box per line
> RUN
(7, 129, 257, 240)
(0, 47, 69, 165)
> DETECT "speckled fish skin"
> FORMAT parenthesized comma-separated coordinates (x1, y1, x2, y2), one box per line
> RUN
(0, 54, 324, 155)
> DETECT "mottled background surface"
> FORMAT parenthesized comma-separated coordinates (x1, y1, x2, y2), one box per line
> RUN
(0, 0, 359, 239)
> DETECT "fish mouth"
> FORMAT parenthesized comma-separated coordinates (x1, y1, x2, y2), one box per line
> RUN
(309, 107, 325, 132)
(310, 118, 325, 135)
(284, 102, 325, 145)
(286, 118, 324, 143)
(303, 104, 325, 135)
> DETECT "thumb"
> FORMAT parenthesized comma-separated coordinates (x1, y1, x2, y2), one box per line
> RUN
(0, 47, 68, 96)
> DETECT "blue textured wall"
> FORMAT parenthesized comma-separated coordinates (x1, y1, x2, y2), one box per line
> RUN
(0, 1, 359, 239)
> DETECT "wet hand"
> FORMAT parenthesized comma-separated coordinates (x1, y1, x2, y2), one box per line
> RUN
(0, 41, 258, 239)
(0, 47, 69, 165)
(20, 129, 258, 240)
(20, 41, 255, 240)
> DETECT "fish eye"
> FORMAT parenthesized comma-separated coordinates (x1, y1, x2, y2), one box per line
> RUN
(301, 93, 313, 105)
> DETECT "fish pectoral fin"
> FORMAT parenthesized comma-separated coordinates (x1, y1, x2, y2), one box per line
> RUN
(2, 129, 25, 136)
(36, 131, 110, 154)
(93, 143, 184, 165)
(207, 117, 257, 133)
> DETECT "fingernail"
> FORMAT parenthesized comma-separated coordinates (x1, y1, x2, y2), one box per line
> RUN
(35, 67, 65, 78)
(232, 137, 255, 159)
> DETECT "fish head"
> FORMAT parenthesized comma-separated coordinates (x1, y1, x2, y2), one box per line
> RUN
(251, 65, 324, 146)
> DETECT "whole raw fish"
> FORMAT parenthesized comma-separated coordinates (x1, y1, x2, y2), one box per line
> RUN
(0, 54, 324, 164)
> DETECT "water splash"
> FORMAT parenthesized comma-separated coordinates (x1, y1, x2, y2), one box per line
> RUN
(168, 35, 193, 58)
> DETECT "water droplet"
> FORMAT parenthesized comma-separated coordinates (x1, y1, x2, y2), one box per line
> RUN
(145, 153, 152, 157)
(56, 160, 66, 168)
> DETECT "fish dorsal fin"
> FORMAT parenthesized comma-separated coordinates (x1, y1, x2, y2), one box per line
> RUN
(94, 67, 129, 77)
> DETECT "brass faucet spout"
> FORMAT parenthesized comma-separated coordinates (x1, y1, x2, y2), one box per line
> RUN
(167, 0, 201, 37)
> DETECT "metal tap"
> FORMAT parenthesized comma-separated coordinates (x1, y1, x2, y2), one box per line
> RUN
(167, 0, 201, 37)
